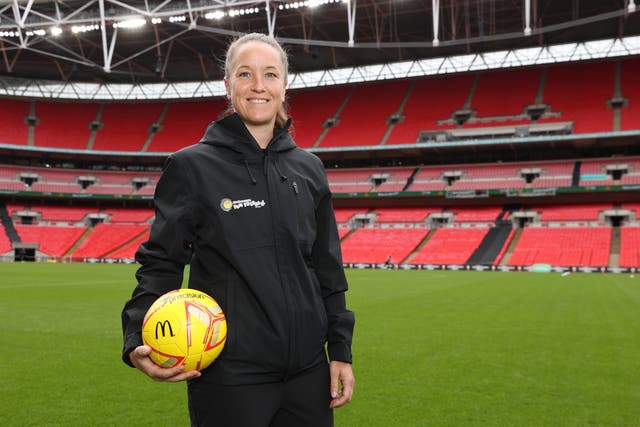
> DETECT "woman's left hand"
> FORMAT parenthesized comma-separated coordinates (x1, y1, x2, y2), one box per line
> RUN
(329, 360, 355, 408)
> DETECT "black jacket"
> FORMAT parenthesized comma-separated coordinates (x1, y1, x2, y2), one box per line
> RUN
(121, 113, 354, 385)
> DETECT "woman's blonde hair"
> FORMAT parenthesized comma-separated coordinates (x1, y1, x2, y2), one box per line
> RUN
(223, 33, 290, 129)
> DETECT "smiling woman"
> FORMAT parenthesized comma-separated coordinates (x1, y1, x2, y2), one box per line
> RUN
(224, 35, 289, 147)
(121, 33, 355, 427)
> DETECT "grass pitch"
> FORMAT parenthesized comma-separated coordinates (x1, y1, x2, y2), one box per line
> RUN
(1, 263, 639, 426)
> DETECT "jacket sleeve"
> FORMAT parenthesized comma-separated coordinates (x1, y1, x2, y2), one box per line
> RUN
(312, 180, 355, 364)
(121, 154, 198, 367)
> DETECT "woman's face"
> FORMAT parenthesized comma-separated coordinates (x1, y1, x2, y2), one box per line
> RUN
(225, 41, 286, 130)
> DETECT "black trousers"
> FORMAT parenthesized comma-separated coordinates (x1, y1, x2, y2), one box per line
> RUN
(187, 363, 333, 427)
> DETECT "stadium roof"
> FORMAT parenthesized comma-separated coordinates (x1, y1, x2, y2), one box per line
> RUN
(0, 0, 638, 97)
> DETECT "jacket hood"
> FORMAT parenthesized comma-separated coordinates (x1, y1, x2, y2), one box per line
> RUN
(199, 113, 296, 157)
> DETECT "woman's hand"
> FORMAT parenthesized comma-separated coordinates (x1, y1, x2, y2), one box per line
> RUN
(329, 360, 355, 408)
(129, 345, 201, 382)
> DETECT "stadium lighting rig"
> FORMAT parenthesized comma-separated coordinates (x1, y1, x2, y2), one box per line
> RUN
(0, 0, 638, 98)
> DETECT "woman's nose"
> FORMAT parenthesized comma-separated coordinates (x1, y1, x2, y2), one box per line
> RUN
(251, 75, 265, 91)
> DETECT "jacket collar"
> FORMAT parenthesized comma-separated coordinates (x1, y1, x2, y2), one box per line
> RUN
(200, 113, 296, 156)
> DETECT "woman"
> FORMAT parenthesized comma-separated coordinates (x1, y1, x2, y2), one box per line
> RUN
(121, 33, 355, 427)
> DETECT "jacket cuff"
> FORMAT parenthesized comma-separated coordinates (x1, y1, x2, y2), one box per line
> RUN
(122, 333, 143, 368)
(328, 342, 352, 363)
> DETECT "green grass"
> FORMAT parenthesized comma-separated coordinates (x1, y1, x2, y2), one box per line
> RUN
(2, 264, 640, 426)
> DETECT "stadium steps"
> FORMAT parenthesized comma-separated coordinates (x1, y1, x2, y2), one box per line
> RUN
(313, 86, 355, 148)
(609, 226, 621, 268)
(402, 167, 421, 192)
(141, 102, 170, 152)
(572, 161, 581, 187)
(86, 104, 104, 150)
(466, 220, 513, 265)
(63, 227, 94, 258)
(0, 202, 20, 243)
(379, 80, 416, 145)
(401, 228, 438, 264)
(498, 227, 524, 266)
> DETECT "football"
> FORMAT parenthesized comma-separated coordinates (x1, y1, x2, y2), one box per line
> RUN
(141, 288, 227, 371)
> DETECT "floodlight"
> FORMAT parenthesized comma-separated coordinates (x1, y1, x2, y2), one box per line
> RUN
(113, 18, 146, 29)
(50, 27, 63, 36)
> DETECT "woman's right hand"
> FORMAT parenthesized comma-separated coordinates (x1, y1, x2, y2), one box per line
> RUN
(129, 345, 201, 382)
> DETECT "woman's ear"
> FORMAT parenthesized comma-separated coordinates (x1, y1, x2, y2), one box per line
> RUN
(224, 79, 231, 100)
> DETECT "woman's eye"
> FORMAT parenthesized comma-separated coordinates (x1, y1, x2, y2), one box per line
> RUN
(266, 72, 278, 79)
(238, 71, 250, 78)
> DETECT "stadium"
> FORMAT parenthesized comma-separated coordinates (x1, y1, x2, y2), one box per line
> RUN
(1, 1, 640, 426)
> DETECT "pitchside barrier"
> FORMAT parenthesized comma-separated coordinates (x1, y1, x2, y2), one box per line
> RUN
(344, 262, 638, 274)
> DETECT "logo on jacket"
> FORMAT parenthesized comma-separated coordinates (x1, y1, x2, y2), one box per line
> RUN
(220, 198, 266, 212)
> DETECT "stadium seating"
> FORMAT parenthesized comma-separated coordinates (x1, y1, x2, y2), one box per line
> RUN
(531, 203, 612, 222)
(620, 58, 640, 131)
(409, 227, 489, 265)
(507, 227, 610, 266)
(92, 103, 165, 151)
(333, 208, 366, 223)
(319, 81, 410, 147)
(0, 98, 30, 145)
(340, 228, 428, 264)
(71, 223, 149, 259)
(0, 224, 11, 254)
(27, 205, 99, 223)
(34, 101, 97, 149)
(15, 225, 87, 257)
(467, 68, 540, 119)
(542, 61, 615, 133)
(103, 207, 154, 223)
(147, 99, 227, 152)
(373, 207, 441, 223)
(619, 227, 640, 268)
(385, 74, 473, 144)
(106, 231, 150, 259)
(288, 86, 352, 148)
(450, 206, 503, 222)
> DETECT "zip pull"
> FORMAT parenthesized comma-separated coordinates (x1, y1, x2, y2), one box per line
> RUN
(292, 181, 299, 195)
(263, 152, 268, 176)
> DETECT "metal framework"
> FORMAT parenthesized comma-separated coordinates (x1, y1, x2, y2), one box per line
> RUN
(1, 34, 638, 100)
(0, 1, 638, 99)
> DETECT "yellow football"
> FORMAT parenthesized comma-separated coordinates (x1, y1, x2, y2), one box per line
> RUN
(142, 288, 227, 371)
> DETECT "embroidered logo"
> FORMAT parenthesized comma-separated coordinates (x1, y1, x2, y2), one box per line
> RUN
(220, 198, 234, 212)
(220, 198, 266, 212)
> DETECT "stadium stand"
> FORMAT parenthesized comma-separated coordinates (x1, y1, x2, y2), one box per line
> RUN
(450, 206, 503, 222)
(25, 205, 99, 223)
(34, 101, 97, 149)
(0, 98, 30, 145)
(288, 86, 352, 148)
(14, 225, 87, 257)
(466, 68, 540, 120)
(340, 228, 429, 264)
(71, 223, 149, 259)
(319, 81, 410, 147)
(620, 58, 640, 131)
(373, 207, 440, 223)
(146, 99, 227, 152)
(92, 103, 165, 151)
(103, 207, 154, 223)
(385, 74, 474, 144)
(0, 224, 11, 254)
(531, 203, 612, 222)
(541, 61, 615, 133)
(106, 231, 150, 259)
(619, 227, 640, 268)
(333, 208, 366, 224)
(507, 227, 611, 266)
(409, 227, 489, 265)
